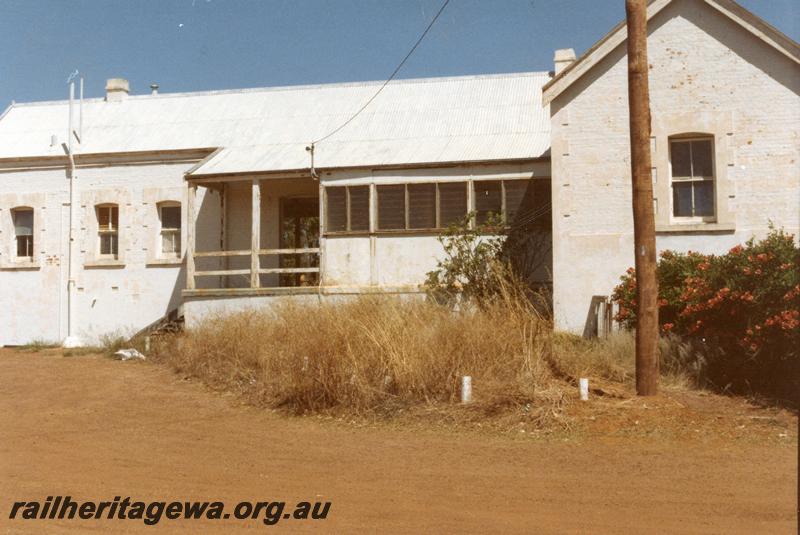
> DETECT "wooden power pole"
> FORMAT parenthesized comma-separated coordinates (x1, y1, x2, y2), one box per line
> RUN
(625, 0, 659, 396)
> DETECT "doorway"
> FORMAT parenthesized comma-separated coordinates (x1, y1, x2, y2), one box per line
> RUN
(279, 197, 320, 287)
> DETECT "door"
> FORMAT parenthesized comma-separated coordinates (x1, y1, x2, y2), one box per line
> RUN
(279, 197, 320, 287)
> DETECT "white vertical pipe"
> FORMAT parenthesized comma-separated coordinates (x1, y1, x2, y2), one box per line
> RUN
(79, 76, 84, 142)
(579, 378, 589, 401)
(461, 376, 472, 403)
(63, 80, 82, 348)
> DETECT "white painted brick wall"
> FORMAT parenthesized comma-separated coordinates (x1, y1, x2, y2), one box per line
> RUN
(551, 0, 800, 332)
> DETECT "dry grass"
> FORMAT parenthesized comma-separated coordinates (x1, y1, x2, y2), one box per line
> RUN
(152, 291, 697, 429)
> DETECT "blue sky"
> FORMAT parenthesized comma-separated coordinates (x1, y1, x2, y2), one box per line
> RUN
(1, 0, 797, 108)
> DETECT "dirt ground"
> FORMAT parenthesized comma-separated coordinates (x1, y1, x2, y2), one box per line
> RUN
(0, 349, 796, 534)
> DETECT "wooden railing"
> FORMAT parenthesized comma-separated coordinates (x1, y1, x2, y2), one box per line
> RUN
(191, 248, 320, 287)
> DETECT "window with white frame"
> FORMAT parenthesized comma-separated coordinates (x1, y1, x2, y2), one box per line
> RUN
(12, 207, 34, 258)
(670, 137, 715, 218)
(158, 203, 181, 257)
(96, 204, 119, 258)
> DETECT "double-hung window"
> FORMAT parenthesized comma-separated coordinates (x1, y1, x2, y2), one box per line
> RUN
(159, 203, 181, 257)
(12, 208, 34, 258)
(670, 137, 715, 219)
(97, 204, 119, 258)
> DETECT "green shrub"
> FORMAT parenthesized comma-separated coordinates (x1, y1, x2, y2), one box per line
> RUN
(612, 227, 799, 404)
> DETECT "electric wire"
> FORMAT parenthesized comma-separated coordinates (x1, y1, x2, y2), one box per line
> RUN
(310, 0, 451, 146)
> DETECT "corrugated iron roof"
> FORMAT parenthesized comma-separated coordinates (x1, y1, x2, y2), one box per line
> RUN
(0, 72, 551, 175)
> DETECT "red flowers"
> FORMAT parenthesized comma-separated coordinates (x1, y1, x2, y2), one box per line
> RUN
(611, 228, 799, 359)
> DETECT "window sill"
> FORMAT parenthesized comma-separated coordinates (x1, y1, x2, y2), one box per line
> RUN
(0, 261, 41, 271)
(84, 259, 126, 269)
(146, 258, 183, 267)
(656, 222, 735, 234)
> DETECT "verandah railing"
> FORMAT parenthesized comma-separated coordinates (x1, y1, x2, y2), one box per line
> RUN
(190, 248, 320, 288)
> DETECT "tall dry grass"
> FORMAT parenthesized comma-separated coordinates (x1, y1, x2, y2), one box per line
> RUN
(153, 289, 698, 424)
(154, 291, 575, 420)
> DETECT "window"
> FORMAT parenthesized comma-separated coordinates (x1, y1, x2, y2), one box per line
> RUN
(408, 183, 436, 229)
(377, 185, 405, 230)
(97, 204, 119, 257)
(325, 186, 369, 232)
(348, 186, 370, 231)
(12, 208, 33, 258)
(670, 137, 715, 218)
(472, 179, 545, 227)
(438, 182, 468, 228)
(378, 182, 469, 231)
(159, 203, 181, 257)
(474, 181, 503, 225)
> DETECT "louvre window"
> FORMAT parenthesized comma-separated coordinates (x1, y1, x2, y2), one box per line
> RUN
(670, 138, 715, 218)
(438, 182, 468, 228)
(377, 184, 406, 230)
(325, 187, 347, 232)
(325, 186, 370, 232)
(408, 183, 436, 229)
(474, 181, 503, 225)
(12, 208, 34, 258)
(348, 186, 370, 231)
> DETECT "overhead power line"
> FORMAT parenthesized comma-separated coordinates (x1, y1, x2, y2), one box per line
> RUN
(311, 0, 451, 146)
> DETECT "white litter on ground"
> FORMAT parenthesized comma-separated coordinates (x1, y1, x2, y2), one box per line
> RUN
(114, 349, 146, 361)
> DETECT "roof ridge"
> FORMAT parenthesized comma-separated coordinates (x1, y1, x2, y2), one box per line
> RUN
(9, 71, 551, 108)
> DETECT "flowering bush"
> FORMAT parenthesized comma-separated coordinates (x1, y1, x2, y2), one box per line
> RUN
(612, 228, 799, 404)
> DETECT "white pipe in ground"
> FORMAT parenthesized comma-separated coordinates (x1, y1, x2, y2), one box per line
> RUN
(461, 376, 472, 403)
(579, 378, 589, 401)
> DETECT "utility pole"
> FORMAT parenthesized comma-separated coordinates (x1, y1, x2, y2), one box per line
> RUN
(625, 0, 659, 395)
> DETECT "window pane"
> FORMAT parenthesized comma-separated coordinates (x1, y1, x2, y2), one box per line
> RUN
(13, 209, 33, 236)
(98, 206, 118, 231)
(161, 205, 181, 230)
(672, 182, 693, 217)
(377, 185, 405, 230)
(16, 236, 33, 257)
(408, 183, 436, 229)
(504, 180, 531, 224)
(438, 182, 467, 228)
(325, 187, 346, 232)
(693, 180, 715, 216)
(100, 233, 118, 255)
(162, 231, 180, 254)
(670, 141, 692, 178)
(348, 186, 370, 232)
(691, 139, 713, 177)
(474, 181, 502, 225)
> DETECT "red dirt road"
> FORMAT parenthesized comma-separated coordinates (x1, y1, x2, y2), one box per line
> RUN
(0, 349, 796, 534)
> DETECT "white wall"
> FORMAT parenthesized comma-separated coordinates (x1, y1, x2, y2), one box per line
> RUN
(0, 159, 219, 345)
(550, 0, 800, 332)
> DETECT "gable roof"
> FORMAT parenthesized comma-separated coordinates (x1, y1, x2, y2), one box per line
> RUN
(0, 72, 551, 176)
(542, 0, 800, 106)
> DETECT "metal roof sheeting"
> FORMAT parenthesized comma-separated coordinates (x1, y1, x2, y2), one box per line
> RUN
(0, 72, 551, 175)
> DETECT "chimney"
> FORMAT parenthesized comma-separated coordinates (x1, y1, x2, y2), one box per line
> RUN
(554, 48, 576, 75)
(105, 78, 130, 102)
(150, 83, 159, 96)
